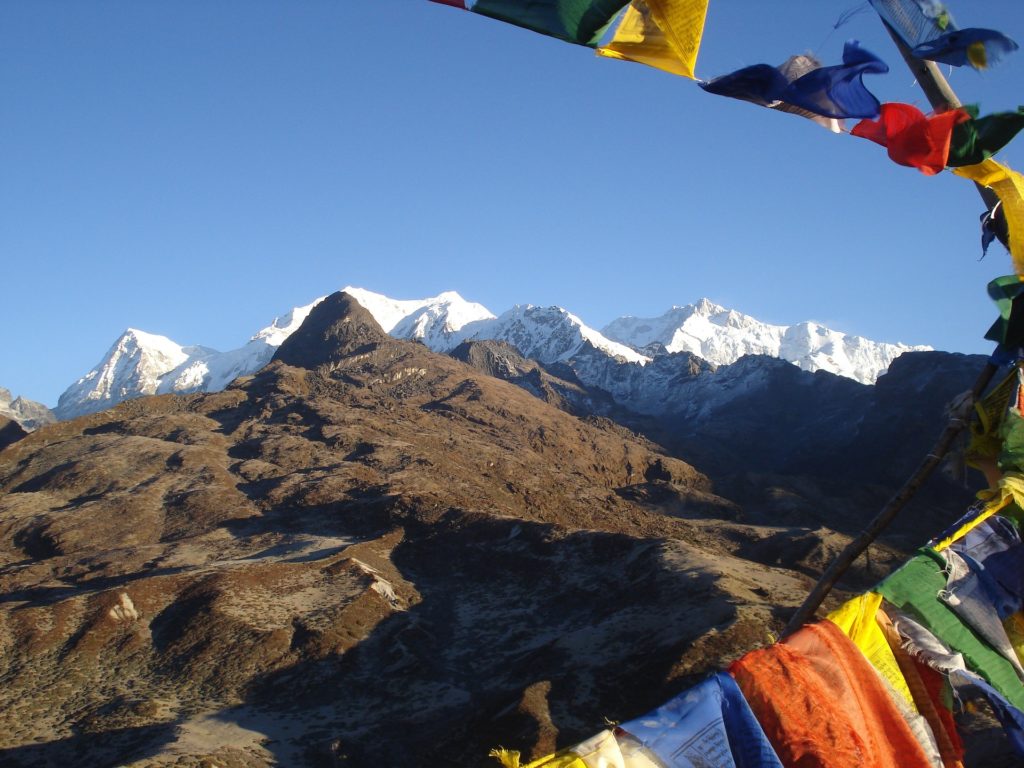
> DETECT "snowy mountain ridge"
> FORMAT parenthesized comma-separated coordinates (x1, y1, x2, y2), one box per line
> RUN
(48, 287, 927, 421)
(601, 299, 926, 385)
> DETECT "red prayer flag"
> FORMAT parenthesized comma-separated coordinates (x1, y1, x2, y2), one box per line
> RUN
(852, 102, 971, 175)
(729, 620, 935, 768)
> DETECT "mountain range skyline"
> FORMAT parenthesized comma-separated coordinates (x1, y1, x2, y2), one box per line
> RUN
(5, 286, 930, 424)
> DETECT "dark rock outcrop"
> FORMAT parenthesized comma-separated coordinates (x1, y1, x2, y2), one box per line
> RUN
(0, 416, 27, 450)
(451, 339, 620, 417)
(273, 291, 390, 369)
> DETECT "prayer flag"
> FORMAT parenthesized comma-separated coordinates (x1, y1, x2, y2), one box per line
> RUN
(597, 0, 709, 80)
(729, 620, 935, 768)
(492, 730, 660, 767)
(868, 0, 955, 50)
(913, 28, 1019, 69)
(949, 106, 1024, 168)
(490, 747, 586, 767)
(877, 611, 966, 768)
(619, 672, 783, 767)
(700, 40, 887, 120)
(470, 0, 631, 47)
(851, 103, 969, 175)
(940, 547, 1024, 677)
(954, 159, 1024, 275)
(828, 592, 917, 707)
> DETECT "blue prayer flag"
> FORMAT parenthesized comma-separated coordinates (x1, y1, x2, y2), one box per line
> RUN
(619, 672, 783, 768)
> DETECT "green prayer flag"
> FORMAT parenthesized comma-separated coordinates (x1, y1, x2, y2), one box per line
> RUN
(470, 0, 630, 47)
(985, 274, 1024, 346)
(877, 549, 1024, 710)
(949, 105, 1024, 167)
(999, 406, 1024, 475)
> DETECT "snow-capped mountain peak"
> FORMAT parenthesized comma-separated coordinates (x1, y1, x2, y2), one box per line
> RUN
(251, 300, 323, 346)
(602, 300, 929, 384)
(464, 305, 649, 366)
(55, 328, 195, 420)
(693, 297, 725, 315)
(340, 286, 496, 351)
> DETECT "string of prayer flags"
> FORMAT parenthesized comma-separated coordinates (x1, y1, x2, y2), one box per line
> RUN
(877, 549, 1024, 709)
(437, 0, 631, 47)
(913, 28, 1019, 70)
(889, 611, 1024, 758)
(597, 0, 710, 80)
(617, 672, 783, 768)
(490, 502, 1024, 768)
(700, 40, 888, 121)
(949, 106, 1024, 168)
(729, 619, 935, 768)
(953, 159, 1024, 275)
(850, 103, 969, 175)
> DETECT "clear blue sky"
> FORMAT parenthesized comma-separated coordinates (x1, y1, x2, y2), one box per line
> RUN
(3, 1, 1023, 407)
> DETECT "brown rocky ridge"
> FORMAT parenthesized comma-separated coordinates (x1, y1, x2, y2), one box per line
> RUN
(0, 292, 1004, 766)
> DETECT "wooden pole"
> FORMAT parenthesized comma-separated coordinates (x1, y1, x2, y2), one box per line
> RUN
(781, 24, 1011, 637)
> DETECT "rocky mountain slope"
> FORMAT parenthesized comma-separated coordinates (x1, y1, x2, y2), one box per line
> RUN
(4, 291, 972, 767)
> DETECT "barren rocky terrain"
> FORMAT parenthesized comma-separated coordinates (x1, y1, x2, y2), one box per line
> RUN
(0, 293, 992, 766)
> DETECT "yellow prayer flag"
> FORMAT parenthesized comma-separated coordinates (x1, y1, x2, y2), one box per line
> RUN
(952, 159, 1024, 275)
(490, 747, 587, 768)
(1004, 611, 1024, 668)
(597, 2, 690, 77)
(932, 486, 1016, 552)
(596, 0, 708, 79)
(827, 592, 916, 708)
